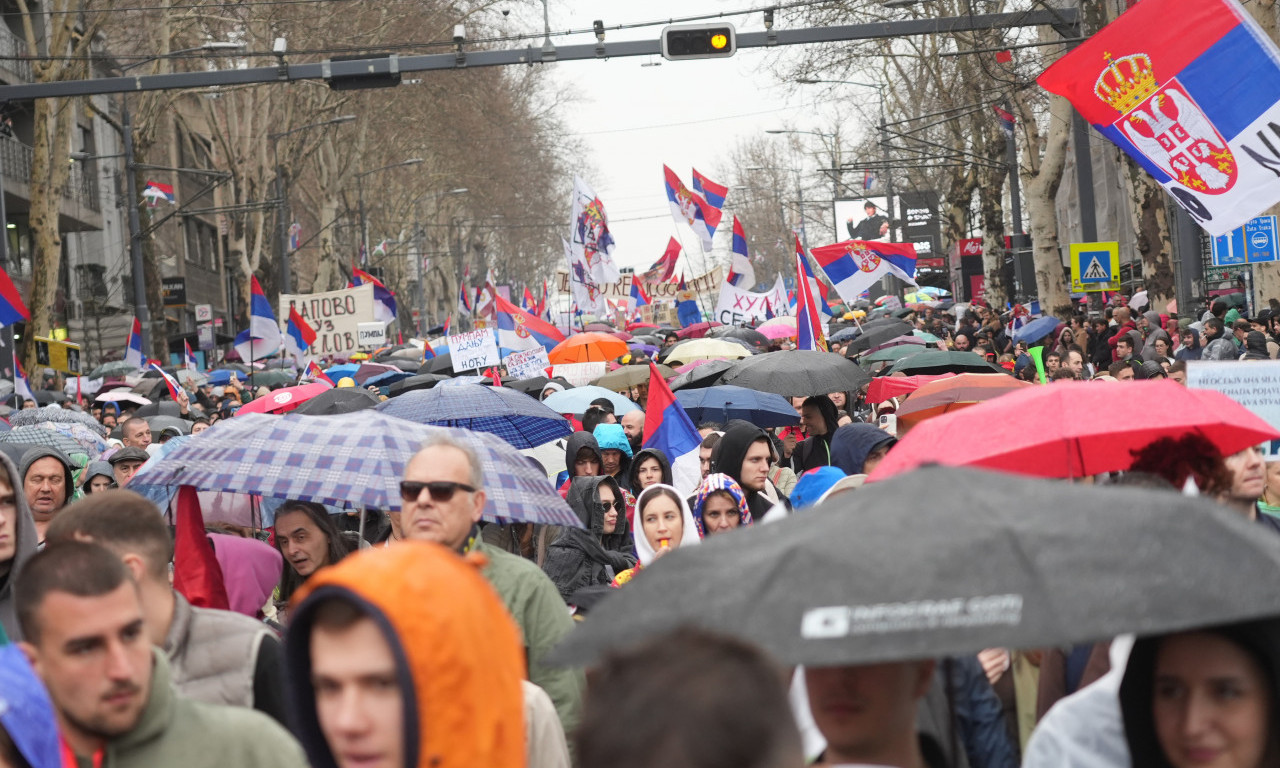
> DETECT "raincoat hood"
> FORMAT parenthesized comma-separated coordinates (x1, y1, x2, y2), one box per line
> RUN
(830, 423, 897, 476)
(592, 423, 633, 457)
(18, 445, 75, 497)
(565, 475, 626, 539)
(713, 420, 771, 487)
(0, 450, 37, 641)
(287, 543, 525, 768)
(1142, 310, 1162, 331)
(1202, 337, 1239, 361)
(1242, 330, 1270, 360)
(80, 460, 113, 493)
(627, 448, 672, 491)
(0, 643, 60, 768)
(632, 484, 700, 565)
(1140, 329, 1172, 361)
(805, 395, 841, 440)
(208, 532, 282, 618)
(564, 431, 603, 478)
(690, 473, 752, 538)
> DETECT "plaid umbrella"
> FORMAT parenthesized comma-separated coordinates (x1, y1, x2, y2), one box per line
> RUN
(0, 426, 86, 458)
(129, 411, 582, 527)
(375, 383, 571, 449)
(8, 407, 107, 437)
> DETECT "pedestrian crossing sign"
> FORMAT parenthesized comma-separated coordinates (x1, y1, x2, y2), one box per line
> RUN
(1069, 242, 1120, 293)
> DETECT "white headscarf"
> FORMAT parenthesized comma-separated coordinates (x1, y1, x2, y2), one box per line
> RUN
(632, 483, 700, 566)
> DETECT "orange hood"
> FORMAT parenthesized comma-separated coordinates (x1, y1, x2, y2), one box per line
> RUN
(286, 542, 526, 768)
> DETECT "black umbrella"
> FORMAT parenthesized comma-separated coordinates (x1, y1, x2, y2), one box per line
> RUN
(292, 388, 380, 415)
(844, 322, 915, 355)
(708, 326, 770, 351)
(887, 350, 1003, 376)
(387, 373, 451, 396)
(718, 351, 869, 396)
(136, 401, 183, 417)
(504, 376, 552, 396)
(146, 414, 192, 436)
(554, 466, 1280, 667)
(419, 353, 456, 376)
(667, 359, 735, 391)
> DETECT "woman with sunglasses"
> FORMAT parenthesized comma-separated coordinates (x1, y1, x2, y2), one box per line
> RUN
(542, 476, 636, 602)
(611, 484, 700, 587)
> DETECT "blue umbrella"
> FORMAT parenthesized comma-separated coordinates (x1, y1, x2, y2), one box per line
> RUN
(208, 368, 249, 386)
(365, 369, 414, 387)
(1012, 316, 1062, 345)
(323, 363, 360, 380)
(374, 383, 571, 448)
(675, 385, 801, 428)
(129, 411, 582, 527)
(543, 385, 642, 416)
(829, 326, 862, 342)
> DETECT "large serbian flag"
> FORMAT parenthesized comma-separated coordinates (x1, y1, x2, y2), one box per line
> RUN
(809, 240, 918, 306)
(1038, 0, 1280, 237)
(641, 361, 702, 494)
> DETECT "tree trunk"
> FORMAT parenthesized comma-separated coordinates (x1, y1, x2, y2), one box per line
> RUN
(1024, 95, 1073, 316)
(23, 96, 74, 377)
(978, 130, 1010, 308)
(1122, 158, 1176, 309)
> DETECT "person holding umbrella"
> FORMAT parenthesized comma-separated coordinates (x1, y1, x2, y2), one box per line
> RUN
(543, 476, 636, 602)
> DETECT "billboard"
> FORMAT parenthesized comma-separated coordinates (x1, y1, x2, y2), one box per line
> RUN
(834, 197, 895, 243)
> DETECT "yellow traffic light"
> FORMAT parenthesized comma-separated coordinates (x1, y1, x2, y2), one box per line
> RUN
(710, 34, 728, 50)
(661, 23, 737, 60)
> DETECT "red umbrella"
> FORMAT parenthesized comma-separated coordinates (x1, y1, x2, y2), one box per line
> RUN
(627, 322, 660, 331)
(676, 321, 722, 340)
(235, 382, 333, 416)
(609, 330, 634, 342)
(869, 380, 1280, 481)
(865, 374, 955, 404)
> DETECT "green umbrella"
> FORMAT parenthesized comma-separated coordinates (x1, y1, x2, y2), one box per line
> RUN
(88, 360, 138, 379)
(913, 331, 940, 342)
(861, 345, 930, 364)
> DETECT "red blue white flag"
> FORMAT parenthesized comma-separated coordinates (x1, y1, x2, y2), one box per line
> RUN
(14, 360, 33, 403)
(0, 267, 27, 327)
(795, 250, 828, 352)
(142, 181, 174, 206)
(124, 317, 145, 368)
(664, 165, 720, 252)
(149, 363, 182, 401)
(306, 360, 335, 387)
(809, 239, 919, 305)
(691, 168, 728, 215)
(494, 293, 565, 357)
(183, 340, 199, 374)
(284, 306, 317, 363)
(727, 216, 756, 288)
(641, 361, 702, 494)
(1038, 0, 1280, 236)
(349, 268, 397, 325)
(645, 237, 682, 283)
(630, 277, 651, 307)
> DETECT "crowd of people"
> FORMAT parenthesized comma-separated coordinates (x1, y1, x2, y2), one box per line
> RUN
(0, 289, 1278, 768)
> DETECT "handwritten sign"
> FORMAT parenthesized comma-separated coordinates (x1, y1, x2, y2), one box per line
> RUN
(713, 275, 789, 326)
(1187, 360, 1280, 459)
(280, 285, 376, 357)
(504, 347, 551, 380)
(556, 266, 723, 301)
(448, 329, 500, 372)
(553, 362, 607, 387)
(357, 322, 386, 348)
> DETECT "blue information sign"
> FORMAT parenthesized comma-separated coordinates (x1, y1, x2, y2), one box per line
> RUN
(1212, 215, 1278, 266)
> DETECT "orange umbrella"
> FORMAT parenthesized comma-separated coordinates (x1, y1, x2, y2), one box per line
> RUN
(896, 373, 1032, 427)
(548, 332, 630, 364)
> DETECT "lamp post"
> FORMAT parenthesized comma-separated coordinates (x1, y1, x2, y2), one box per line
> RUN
(355, 158, 423, 269)
(268, 115, 356, 294)
(121, 42, 243, 357)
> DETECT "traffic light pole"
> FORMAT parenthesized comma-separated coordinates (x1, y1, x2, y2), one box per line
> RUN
(0, 10, 1076, 101)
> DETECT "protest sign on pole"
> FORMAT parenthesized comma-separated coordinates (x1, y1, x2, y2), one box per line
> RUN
(553, 362, 607, 387)
(503, 347, 551, 380)
(280, 285, 376, 357)
(713, 275, 789, 326)
(1187, 360, 1280, 458)
(448, 329, 500, 372)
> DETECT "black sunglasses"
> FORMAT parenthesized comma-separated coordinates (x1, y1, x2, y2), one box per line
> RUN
(595, 499, 624, 513)
(399, 480, 477, 503)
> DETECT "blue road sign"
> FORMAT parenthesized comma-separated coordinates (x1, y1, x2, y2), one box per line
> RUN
(1245, 216, 1278, 263)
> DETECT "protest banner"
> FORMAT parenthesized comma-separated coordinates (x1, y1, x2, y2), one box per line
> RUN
(504, 347, 551, 379)
(447, 329, 500, 372)
(553, 361, 607, 387)
(713, 275, 789, 326)
(280, 285, 376, 357)
(556, 266, 722, 302)
(1187, 360, 1280, 458)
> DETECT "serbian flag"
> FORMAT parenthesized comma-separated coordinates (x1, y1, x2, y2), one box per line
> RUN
(809, 239, 919, 305)
(124, 317, 145, 368)
(664, 165, 719, 251)
(306, 360, 335, 386)
(284, 306, 317, 363)
(249, 276, 282, 348)
(676, 276, 702, 328)
(727, 216, 756, 288)
(794, 236, 834, 320)
(14, 360, 33, 403)
(350, 268, 397, 325)
(641, 361, 702, 494)
(172, 486, 229, 610)
(142, 181, 175, 206)
(183, 340, 199, 374)
(233, 329, 278, 362)
(691, 168, 728, 215)
(149, 363, 182, 400)
(992, 104, 1016, 137)
(1037, 0, 1280, 237)
(630, 277, 651, 307)
(795, 250, 828, 352)
(494, 293, 565, 356)
(522, 286, 537, 312)
(646, 237, 682, 283)
(0, 267, 27, 326)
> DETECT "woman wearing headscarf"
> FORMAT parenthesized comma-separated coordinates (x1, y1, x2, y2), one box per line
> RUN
(543, 476, 635, 602)
(611, 484, 700, 586)
(691, 473, 753, 538)
(628, 448, 672, 493)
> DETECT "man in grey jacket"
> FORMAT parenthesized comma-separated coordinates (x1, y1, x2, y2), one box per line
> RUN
(19, 446, 74, 543)
(0, 450, 37, 641)
(45, 489, 287, 723)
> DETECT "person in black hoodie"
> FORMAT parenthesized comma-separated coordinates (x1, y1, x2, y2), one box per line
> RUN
(793, 395, 840, 473)
(542, 476, 636, 602)
(1120, 617, 1280, 768)
(830, 423, 897, 477)
(713, 421, 790, 522)
(561, 431, 603, 486)
(1242, 330, 1271, 360)
(628, 448, 672, 493)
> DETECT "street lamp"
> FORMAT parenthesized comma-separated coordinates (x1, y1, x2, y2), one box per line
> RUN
(268, 114, 356, 293)
(355, 158, 424, 268)
(120, 41, 244, 357)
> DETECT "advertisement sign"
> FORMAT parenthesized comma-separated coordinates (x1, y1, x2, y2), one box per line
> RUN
(447, 329, 500, 372)
(280, 284, 376, 357)
(504, 347, 551, 380)
(713, 275, 789, 326)
(162, 277, 187, 307)
(898, 191, 941, 259)
(1187, 360, 1280, 459)
(834, 197, 896, 242)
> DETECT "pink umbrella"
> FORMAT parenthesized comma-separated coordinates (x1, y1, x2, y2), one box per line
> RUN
(610, 330, 634, 341)
(235, 382, 334, 416)
(865, 335, 927, 355)
(758, 321, 797, 340)
(674, 359, 718, 374)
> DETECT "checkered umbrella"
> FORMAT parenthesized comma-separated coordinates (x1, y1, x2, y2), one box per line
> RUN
(374, 383, 572, 449)
(128, 411, 582, 527)
(8, 407, 108, 437)
(0, 426, 86, 458)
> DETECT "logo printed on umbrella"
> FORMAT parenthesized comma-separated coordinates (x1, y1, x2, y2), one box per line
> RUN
(273, 392, 294, 405)
(800, 593, 1023, 639)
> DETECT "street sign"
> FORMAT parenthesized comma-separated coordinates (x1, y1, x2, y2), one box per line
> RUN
(1069, 241, 1120, 293)
(194, 304, 213, 323)
(34, 336, 81, 375)
(1212, 215, 1279, 266)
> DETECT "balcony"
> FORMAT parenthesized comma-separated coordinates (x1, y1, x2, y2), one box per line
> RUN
(0, 25, 32, 83)
(0, 138, 103, 231)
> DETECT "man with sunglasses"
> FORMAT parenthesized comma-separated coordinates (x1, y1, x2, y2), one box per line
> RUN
(400, 433, 583, 745)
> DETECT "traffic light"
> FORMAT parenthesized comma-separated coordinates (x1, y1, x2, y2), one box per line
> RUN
(661, 23, 736, 61)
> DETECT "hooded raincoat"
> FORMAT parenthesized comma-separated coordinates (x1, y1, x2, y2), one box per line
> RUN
(793, 396, 841, 473)
(715, 421, 791, 521)
(0, 450, 37, 641)
(18, 446, 75, 530)
(542, 476, 636, 601)
(611, 483, 701, 586)
(287, 543, 527, 768)
(830, 423, 897, 476)
(592, 423, 634, 490)
(627, 447, 672, 492)
(690, 473, 753, 538)
(1242, 330, 1271, 360)
(79, 460, 114, 494)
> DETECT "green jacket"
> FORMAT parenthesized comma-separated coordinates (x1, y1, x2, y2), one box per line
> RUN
(71, 649, 307, 768)
(478, 539, 585, 740)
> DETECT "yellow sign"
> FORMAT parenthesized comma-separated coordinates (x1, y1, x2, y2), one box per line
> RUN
(1069, 241, 1121, 293)
(34, 336, 81, 375)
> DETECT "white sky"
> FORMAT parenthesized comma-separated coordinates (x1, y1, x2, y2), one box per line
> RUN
(530, 1, 832, 274)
